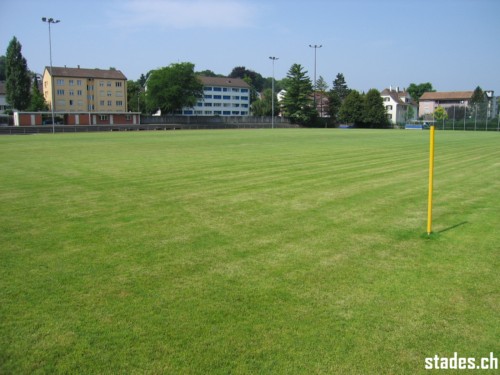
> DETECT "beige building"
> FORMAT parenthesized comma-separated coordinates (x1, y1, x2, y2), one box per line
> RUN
(43, 66, 128, 113)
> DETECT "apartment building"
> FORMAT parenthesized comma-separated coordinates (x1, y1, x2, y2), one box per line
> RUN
(43, 66, 128, 113)
(182, 76, 251, 116)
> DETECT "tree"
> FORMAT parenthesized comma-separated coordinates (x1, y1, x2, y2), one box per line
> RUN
(27, 75, 48, 111)
(331, 73, 350, 101)
(363, 88, 388, 128)
(470, 86, 487, 120)
(338, 90, 364, 126)
(229, 66, 265, 92)
(281, 64, 317, 125)
(127, 80, 146, 113)
(407, 82, 434, 104)
(145, 62, 203, 114)
(251, 88, 277, 116)
(327, 73, 351, 123)
(327, 91, 342, 123)
(5, 37, 31, 110)
(0, 55, 6, 81)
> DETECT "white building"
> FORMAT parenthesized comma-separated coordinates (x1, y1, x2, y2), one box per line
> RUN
(182, 76, 251, 116)
(381, 87, 417, 125)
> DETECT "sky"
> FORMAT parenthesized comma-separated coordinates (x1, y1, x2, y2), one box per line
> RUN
(1, 0, 499, 94)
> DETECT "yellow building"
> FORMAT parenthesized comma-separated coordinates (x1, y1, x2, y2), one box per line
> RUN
(43, 66, 128, 113)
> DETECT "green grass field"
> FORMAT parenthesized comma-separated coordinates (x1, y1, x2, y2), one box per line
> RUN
(1, 129, 498, 374)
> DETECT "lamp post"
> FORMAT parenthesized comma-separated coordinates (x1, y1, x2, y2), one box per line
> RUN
(309, 44, 322, 108)
(42, 17, 60, 133)
(269, 56, 278, 129)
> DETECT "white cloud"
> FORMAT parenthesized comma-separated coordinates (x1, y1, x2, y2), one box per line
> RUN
(110, 0, 257, 29)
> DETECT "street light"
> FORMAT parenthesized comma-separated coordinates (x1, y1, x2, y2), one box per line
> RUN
(309, 44, 322, 109)
(269, 56, 279, 129)
(42, 17, 60, 133)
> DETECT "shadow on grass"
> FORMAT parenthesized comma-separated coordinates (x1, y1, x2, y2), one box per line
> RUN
(438, 221, 468, 234)
(420, 221, 469, 240)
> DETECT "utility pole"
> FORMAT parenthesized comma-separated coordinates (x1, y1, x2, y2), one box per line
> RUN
(269, 56, 279, 129)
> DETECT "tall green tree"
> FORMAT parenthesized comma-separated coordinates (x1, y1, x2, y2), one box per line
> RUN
(363, 88, 388, 128)
(282, 64, 316, 125)
(338, 90, 364, 126)
(127, 80, 146, 113)
(407, 82, 434, 104)
(145, 62, 203, 114)
(5, 37, 31, 110)
(470, 86, 487, 119)
(327, 73, 351, 122)
(0, 55, 6, 81)
(331, 73, 350, 101)
(27, 75, 48, 111)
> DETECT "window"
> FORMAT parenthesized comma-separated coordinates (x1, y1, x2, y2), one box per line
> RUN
(69, 90, 75, 96)
(108, 100, 112, 106)
(223, 111, 230, 115)
(100, 100, 105, 106)
(99, 81, 105, 87)
(116, 91, 123, 97)
(241, 96, 248, 101)
(241, 88, 249, 93)
(116, 100, 123, 106)
(107, 81, 112, 87)
(223, 88, 228, 92)
(107, 91, 112, 97)
(87, 85, 94, 91)
(386, 105, 393, 110)
(183, 110, 193, 115)
(69, 80, 74, 86)
(204, 103, 212, 107)
(233, 96, 240, 100)
(205, 87, 213, 91)
(194, 110, 203, 115)
(223, 95, 230, 100)
(77, 80, 82, 86)
(115, 81, 122, 87)
(100, 115, 108, 121)
(204, 111, 213, 115)
(196, 102, 203, 107)
(232, 111, 240, 115)
(214, 111, 222, 115)
(77, 90, 83, 96)
(214, 103, 221, 107)
(214, 95, 222, 99)
(69, 100, 74, 106)
(56, 79, 64, 85)
(232, 88, 239, 92)
(204, 95, 212, 99)
(88, 104, 94, 111)
(214, 87, 222, 91)
(56, 89, 65, 95)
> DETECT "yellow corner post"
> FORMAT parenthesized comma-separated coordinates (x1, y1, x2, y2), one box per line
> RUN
(427, 125, 435, 235)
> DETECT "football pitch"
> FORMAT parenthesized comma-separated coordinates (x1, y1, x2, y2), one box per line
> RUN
(1, 129, 498, 373)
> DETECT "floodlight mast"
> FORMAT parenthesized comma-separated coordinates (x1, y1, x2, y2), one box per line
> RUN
(269, 56, 279, 129)
(42, 17, 61, 133)
(309, 44, 322, 108)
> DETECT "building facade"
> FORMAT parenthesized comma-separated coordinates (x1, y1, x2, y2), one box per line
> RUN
(0, 81, 11, 114)
(418, 91, 473, 117)
(43, 66, 128, 113)
(380, 87, 417, 125)
(182, 76, 251, 116)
